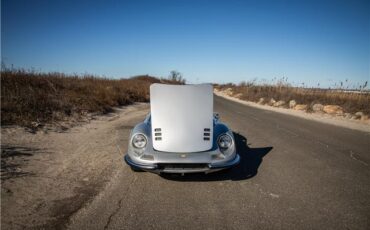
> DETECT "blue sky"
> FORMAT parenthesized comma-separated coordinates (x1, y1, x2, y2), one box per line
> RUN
(1, 0, 369, 88)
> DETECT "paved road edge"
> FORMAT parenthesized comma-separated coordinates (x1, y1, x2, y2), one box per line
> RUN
(214, 91, 370, 133)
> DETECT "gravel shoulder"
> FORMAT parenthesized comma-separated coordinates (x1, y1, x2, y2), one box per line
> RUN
(1, 103, 149, 229)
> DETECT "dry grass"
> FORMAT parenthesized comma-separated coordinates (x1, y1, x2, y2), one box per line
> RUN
(1, 70, 183, 126)
(215, 81, 370, 115)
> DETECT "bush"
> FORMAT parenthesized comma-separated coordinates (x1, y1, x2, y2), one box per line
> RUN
(1, 69, 184, 126)
(216, 81, 370, 115)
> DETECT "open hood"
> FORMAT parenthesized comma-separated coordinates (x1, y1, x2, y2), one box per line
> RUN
(150, 84, 213, 153)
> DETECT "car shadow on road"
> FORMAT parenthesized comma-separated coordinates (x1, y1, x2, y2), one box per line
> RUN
(160, 132, 273, 182)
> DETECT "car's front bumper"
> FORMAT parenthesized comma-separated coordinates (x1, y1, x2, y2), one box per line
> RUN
(124, 153, 240, 174)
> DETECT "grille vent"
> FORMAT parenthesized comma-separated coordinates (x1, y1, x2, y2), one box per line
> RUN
(203, 128, 211, 141)
(154, 128, 162, 141)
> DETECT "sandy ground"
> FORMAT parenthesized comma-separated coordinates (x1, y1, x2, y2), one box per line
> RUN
(214, 90, 370, 133)
(1, 103, 149, 229)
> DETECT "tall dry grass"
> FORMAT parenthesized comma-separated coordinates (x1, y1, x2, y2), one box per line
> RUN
(216, 81, 370, 115)
(1, 69, 183, 126)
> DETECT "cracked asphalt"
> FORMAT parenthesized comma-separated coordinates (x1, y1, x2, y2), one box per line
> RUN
(67, 96, 370, 230)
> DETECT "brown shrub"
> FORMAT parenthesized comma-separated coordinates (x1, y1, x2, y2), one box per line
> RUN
(217, 83, 370, 115)
(1, 70, 184, 126)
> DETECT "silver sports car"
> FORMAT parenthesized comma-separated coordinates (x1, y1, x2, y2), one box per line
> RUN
(124, 83, 240, 174)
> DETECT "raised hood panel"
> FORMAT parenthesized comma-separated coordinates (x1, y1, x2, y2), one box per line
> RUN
(150, 84, 213, 153)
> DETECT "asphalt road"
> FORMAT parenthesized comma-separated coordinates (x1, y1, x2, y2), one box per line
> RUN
(68, 95, 370, 230)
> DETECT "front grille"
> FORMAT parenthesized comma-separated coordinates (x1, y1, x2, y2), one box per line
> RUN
(157, 163, 208, 170)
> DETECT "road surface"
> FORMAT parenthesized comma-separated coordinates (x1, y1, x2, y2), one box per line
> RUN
(68, 95, 370, 230)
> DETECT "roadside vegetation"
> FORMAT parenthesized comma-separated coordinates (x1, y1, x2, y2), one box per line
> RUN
(215, 78, 370, 118)
(1, 68, 185, 126)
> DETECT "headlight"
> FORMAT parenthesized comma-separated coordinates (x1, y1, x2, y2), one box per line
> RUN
(132, 134, 147, 149)
(218, 134, 232, 149)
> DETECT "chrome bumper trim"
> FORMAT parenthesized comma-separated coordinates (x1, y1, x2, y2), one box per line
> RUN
(124, 155, 158, 170)
(208, 153, 240, 169)
(124, 154, 240, 173)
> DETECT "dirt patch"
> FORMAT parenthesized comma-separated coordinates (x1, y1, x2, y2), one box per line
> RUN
(1, 103, 149, 229)
(1, 145, 42, 181)
(37, 182, 100, 230)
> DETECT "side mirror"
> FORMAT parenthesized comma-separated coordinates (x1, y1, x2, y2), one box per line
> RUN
(214, 112, 220, 120)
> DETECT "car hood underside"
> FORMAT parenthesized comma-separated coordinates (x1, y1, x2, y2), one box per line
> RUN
(150, 84, 213, 153)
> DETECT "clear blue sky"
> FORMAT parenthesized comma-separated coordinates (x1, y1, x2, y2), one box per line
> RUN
(1, 0, 369, 88)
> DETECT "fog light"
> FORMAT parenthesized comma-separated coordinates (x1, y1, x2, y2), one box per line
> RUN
(141, 154, 154, 161)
